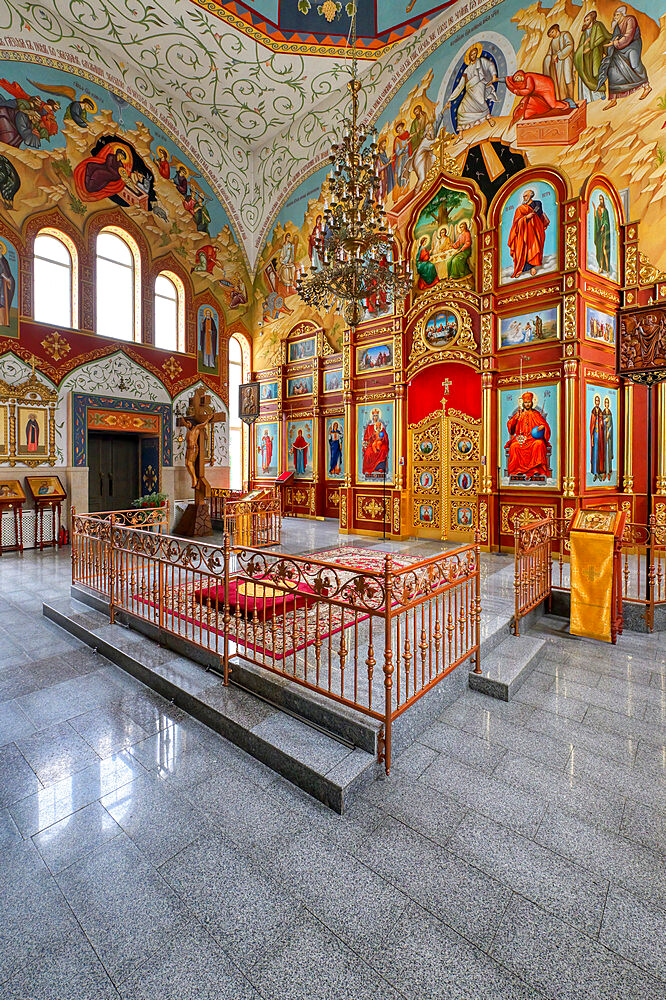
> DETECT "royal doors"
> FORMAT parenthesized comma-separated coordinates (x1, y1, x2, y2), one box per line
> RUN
(409, 406, 481, 541)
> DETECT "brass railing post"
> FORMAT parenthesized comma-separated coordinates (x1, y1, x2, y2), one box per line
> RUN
(648, 514, 656, 633)
(513, 522, 521, 636)
(108, 514, 116, 624)
(223, 531, 231, 685)
(473, 529, 482, 673)
(71, 505, 77, 585)
(382, 552, 393, 775)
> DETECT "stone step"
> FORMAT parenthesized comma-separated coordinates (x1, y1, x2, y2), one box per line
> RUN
(43, 597, 378, 814)
(468, 634, 547, 701)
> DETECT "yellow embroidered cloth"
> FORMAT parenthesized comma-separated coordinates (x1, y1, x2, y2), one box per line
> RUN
(570, 530, 614, 642)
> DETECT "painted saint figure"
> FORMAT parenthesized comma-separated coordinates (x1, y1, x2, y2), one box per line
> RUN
(74, 143, 130, 202)
(309, 215, 323, 270)
(392, 121, 411, 197)
(506, 392, 551, 480)
(328, 421, 343, 476)
(415, 236, 438, 290)
(593, 194, 611, 275)
(362, 409, 390, 479)
(543, 24, 575, 102)
(377, 138, 395, 201)
(507, 189, 550, 278)
(292, 428, 309, 475)
(589, 394, 606, 481)
(199, 308, 218, 370)
(446, 43, 498, 133)
(259, 429, 274, 474)
(0, 241, 15, 327)
(598, 5, 651, 108)
(506, 71, 570, 122)
(603, 397, 614, 480)
(574, 11, 612, 102)
(446, 222, 473, 281)
(25, 413, 39, 453)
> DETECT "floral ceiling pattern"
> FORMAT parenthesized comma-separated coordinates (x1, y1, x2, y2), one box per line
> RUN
(0, 0, 477, 265)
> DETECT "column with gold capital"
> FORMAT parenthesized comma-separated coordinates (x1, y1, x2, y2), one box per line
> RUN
(340, 326, 353, 533)
(563, 359, 578, 498)
(623, 381, 634, 494)
(481, 370, 494, 495)
(657, 382, 666, 496)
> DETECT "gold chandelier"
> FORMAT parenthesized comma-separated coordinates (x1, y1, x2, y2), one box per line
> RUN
(296, 2, 411, 328)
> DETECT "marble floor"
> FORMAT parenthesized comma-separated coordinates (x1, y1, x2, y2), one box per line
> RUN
(1, 522, 665, 999)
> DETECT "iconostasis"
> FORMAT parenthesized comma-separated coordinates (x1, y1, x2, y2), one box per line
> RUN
(248, 161, 661, 549)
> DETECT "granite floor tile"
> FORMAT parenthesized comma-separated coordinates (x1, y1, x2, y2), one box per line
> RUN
(420, 755, 546, 837)
(632, 738, 666, 777)
(160, 832, 305, 969)
(581, 703, 666, 744)
(490, 893, 664, 1000)
(0, 806, 21, 850)
(460, 710, 574, 769)
(448, 812, 608, 936)
(368, 901, 542, 1000)
(68, 705, 150, 757)
(619, 797, 666, 855)
(0, 700, 35, 746)
(9, 750, 141, 838)
(522, 707, 640, 766)
(0, 741, 42, 808)
(16, 670, 125, 730)
(360, 772, 467, 847)
(1, 927, 120, 999)
(353, 815, 512, 948)
(567, 746, 666, 812)
(535, 808, 666, 906)
(101, 770, 205, 865)
(246, 911, 405, 1000)
(548, 677, 651, 719)
(418, 721, 509, 773)
(0, 839, 80, 984)
(117, 919, 261, 999)
(599, 884, 666, 981)
(490, 751, 626, 832)
(55, 834, 189, 985)
(33, 800, 123, 874)
(389, 740, 438, 778)
(17, 720, 101, 786)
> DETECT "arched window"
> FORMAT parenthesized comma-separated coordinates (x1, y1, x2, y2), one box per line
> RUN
(96, 227, 140, 341)
(154, 271, 185, 352)
(228, 335, 244, 489)
(34, 229, 77, 328)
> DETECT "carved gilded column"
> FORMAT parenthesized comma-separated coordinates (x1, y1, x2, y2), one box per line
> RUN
(481, 371, 493, 493)
(623, 381, 634, 493)
(563, 359, 578, 497)
(657, 382, 666, 495)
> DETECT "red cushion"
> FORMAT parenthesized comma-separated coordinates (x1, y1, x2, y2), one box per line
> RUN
(195, 577, 315, 620)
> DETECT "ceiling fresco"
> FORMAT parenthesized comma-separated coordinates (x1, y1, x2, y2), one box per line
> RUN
(0, 0, 495, 265)
(191, 1, 455, 56)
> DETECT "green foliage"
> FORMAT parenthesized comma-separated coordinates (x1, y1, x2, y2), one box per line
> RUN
(53, 156, 72, 178)
(133, 492, 167, 508)
(69, 196, 87, 216)
(656, 146, 666, 166)
(656, 94, 666, 110)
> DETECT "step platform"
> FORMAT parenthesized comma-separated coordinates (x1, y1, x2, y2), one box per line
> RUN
(43, 584, 534, 810)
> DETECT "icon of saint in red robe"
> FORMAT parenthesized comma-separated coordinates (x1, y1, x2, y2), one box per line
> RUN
(74, 142, 131, 202)
(259, 429, 273, 474)
(362, 409, 390, 479)
(508, 188, 550, 278)
(505, 392, 551, 480)
(292, 429, 309, 474)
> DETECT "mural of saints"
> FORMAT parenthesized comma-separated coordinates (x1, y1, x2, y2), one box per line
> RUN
(505, 391, 551, 481)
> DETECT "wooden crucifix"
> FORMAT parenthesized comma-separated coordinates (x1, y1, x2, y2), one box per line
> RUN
(174, 387, 226, 537)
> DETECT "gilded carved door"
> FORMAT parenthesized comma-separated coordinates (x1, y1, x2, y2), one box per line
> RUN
(409, 407, 481, 541)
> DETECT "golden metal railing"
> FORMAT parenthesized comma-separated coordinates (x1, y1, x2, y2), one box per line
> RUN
(513, 517, 555, 637)
(71, 505, 169, 594)
(221, 497, 281, 547)
(209, 488, 244, 521)
(71, 516, 480, 774)
(515, 514, 666, 633)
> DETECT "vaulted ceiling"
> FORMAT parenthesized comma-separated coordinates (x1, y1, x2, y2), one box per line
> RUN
(1, 0, 459, 265)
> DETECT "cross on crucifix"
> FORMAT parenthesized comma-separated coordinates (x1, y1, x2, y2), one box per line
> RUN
(176, 387, 226, 505)
(441, 377, 453, 411)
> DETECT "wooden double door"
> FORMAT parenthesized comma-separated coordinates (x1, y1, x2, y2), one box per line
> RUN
(88, 432, 140, 512)
(409, 407, 481, 541)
